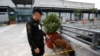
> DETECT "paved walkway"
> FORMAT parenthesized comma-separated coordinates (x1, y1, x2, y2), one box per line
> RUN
(0, 23, 66, 56)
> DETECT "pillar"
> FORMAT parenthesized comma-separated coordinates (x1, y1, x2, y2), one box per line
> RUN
(88, 13, 90, 20)
(70, 12, 72, 21)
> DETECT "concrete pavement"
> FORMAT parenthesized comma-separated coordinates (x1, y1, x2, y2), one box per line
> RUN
(0, 23, 66, 56)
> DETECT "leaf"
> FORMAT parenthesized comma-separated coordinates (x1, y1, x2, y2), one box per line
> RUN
(43, 14, 61, 33)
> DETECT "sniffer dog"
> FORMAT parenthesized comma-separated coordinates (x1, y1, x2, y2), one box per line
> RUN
(53, 39, 75, 56)
(46, 33, 75, 56)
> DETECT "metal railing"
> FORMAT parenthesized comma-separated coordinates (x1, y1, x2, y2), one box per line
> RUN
(60, 24, 100, 50)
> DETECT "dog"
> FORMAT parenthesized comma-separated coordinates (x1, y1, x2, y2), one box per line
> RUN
(45, 33, 75, 56)
(53, 39, 75, 56)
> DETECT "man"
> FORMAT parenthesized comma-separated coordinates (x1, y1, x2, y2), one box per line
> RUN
(26, 8, 49, 56)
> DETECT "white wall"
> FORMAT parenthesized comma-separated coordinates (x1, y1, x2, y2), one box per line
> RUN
(61, 13, 67, 22)
(0, 0, 15, 7)
(0, 0, 95, 9)
(72, 13, 75, 20)
(0, 12, 9, 22)
(83, 13, 89, 19)
(34, 0, 95, 9)
(41, 12, 46, 20)
(97, 14, 100, 19)
(64, 1, 95, 9)
(34, 0, 63, 7)
(90, 14, 95, 19)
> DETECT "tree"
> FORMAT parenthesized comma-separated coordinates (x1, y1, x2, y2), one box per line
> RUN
(90, 8, 97, 19)
(74, 8, 82, 21)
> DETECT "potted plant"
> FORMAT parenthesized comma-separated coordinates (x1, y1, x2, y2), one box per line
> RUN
(90, 8, 97, 24)
(9, 16, 16, 24)
(74, 9, 82, 21)
(90, 8, 97, 18)
(74, 18, 78, 22)
(43, 14, 61, 48)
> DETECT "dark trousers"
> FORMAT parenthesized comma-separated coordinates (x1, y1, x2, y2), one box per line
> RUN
(31, 45, 44, 56)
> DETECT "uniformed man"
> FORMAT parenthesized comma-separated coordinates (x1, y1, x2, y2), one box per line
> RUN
(26, 8, 49, 56)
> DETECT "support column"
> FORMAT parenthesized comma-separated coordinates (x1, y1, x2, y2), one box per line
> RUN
(15, 4, 17, 8)
(91, 33, 99, 50)
(31, 5, 32, 8)
(88, 13, 90, 20)
(70, 12, 72, 21)
(80, 13, 82, 20)
(7, 7, 10, 22)
(46, 12, 48, 16)
(81, 13, 83, 20)
(59, 12, 61, 18)
(95, 13, 97, 18)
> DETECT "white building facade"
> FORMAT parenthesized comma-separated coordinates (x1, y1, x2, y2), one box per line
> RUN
(0, 0, 100, 23)
(34, 0, 95, 9)
(34, 0, 97, 22)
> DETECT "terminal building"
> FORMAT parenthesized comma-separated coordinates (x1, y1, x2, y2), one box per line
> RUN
(0, 0, 100, 23)
(0, 6, 15, 23)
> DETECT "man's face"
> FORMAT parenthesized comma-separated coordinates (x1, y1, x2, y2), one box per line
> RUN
(33, 12, 41, 21)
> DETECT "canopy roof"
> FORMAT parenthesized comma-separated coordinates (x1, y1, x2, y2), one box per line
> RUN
(12, 0, 34, 5)
(0, 6, 15, 12)
(34, 7, 100, 13)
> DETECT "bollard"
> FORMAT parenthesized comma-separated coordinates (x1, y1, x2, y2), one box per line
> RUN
(60, 26, 63, 35)
(91, 33, 99, 50)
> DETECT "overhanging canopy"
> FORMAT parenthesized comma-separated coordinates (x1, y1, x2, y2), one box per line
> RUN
(34, 7, 100, 13)
(0, 6, 15, 12)
(12, 0, 34, 5)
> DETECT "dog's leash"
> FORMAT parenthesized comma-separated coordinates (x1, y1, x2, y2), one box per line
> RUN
(45, 37, 74, 56)
(45, 36, 58, 45)
(43, 42, 99, 56)
(43, 50, 73, 56)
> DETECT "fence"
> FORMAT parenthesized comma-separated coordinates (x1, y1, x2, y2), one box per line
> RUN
(60, 25, 100, 50)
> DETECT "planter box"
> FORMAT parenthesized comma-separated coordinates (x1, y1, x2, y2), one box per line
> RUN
(45, 33, 60, 49)
(10, 21, 16, 24)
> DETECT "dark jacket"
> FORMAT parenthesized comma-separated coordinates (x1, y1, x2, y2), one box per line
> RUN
(26, 19, 46, 49)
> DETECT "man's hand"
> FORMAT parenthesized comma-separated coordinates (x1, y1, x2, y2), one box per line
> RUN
(34, 48, 40, 54)
(46, 35, 50, 40)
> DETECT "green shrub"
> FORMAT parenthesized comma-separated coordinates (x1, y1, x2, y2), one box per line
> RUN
(9, 16, 15, 21)
(43, 14, 61, 34)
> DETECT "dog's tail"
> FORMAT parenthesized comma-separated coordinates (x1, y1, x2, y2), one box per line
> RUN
(68, 50, 75, 56)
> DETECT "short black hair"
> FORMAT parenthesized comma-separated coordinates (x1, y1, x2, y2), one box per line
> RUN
(33, 8, 43, 15)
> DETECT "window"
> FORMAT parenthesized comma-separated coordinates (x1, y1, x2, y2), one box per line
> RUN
(0, 13, 5, 15)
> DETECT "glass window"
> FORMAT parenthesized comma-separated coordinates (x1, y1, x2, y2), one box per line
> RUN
(16, 9, 32, 15)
